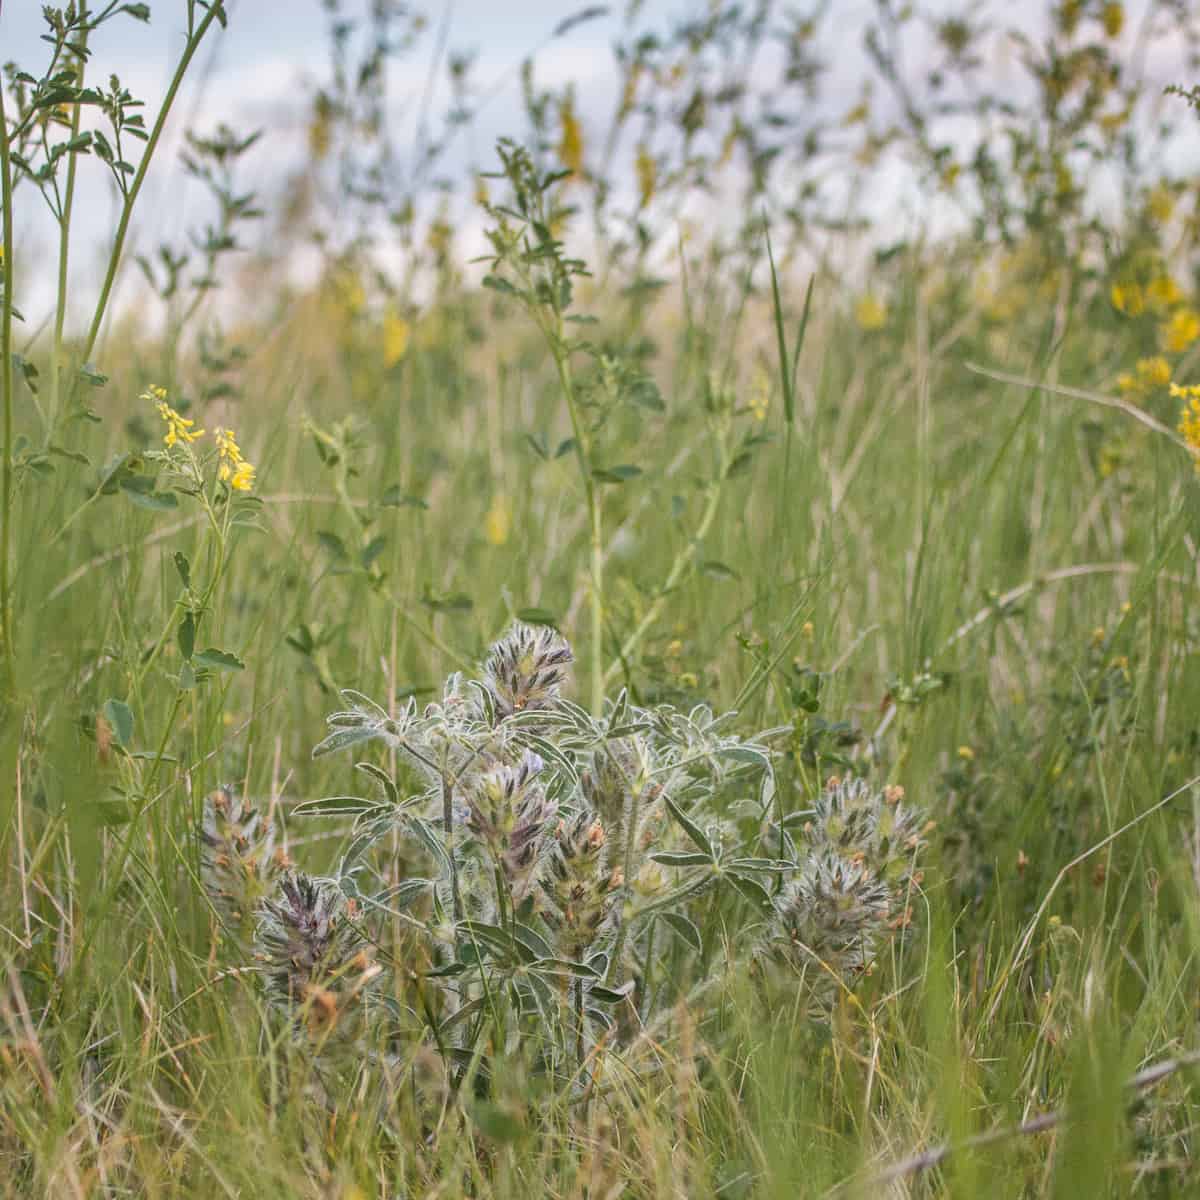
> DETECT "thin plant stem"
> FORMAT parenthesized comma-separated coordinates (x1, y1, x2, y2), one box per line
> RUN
(0, 82, 16, 694)
(48, 4, 89, 439)
(79, 3, 225, 368)
(548, 314, 604, 715)
(603, 427, 729, 687)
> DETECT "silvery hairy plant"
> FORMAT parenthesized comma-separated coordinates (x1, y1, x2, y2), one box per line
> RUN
(215, 621, 924, 1080)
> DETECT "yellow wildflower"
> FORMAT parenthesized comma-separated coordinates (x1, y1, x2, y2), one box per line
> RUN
(337, 273, 366, 316)
(1116, 356, 1171, 398)
(426, 220, 451, 257)
(1148, 185, 1175, 225)
(957, 745, 975, 761)
(1163, 309, 1200, 353)
(635, 143, 656, 209)
(149, 387, 204, 448)
(855, 294, 887, 331)
(483, 496, 511, 547)
(557, 90, 584, 179)
(1098, 107, 1130, 133)
(382, 311, 410, 368)
(1110, 281, 1144, 316)
(749, 365, 771, 421)
(214, 426, 256, 492)
(1146, 275, 1182, 310)
(1173, 383, 1200, 471)
(1101, 2, 1124, 37)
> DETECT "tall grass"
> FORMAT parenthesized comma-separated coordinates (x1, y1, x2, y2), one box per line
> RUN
(3, 1, 1200, 1196)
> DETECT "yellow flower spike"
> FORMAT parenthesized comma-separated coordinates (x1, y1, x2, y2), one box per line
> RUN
(150, 388, 204, 447)
(1110, 282, 1144, 316)
(483, 496, 511, 547)
(382, 311, 410, 368)
(230, 462, 256, 492)
(1148, 186, 1174, 225)
(1146, 276, 1180, 310)
(855, 295, 887, 331)
(214, 426, 256, 492)
(1164, 309, 1200, 354)
(1101, 2, 1124, 37)
(557, 90, 585, 179)
(1176, 385, 1200, 471)
(635, 143, 656, 209)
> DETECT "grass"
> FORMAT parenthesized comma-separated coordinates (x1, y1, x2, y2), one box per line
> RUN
(4, 2, 1200, 1196)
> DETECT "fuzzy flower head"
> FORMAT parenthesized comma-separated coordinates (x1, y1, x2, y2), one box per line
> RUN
(766, 851, 893, 1008)
(255, 872, 380, 1047)
(214, 426, 256, 492)
(808, 776, 926, 887)
(540, 809, 621, 956)
(149, 386, 204, 448)
(200, 785, 287, 937)
(464, 751, 554, 898)
(484, 621, 573, 719)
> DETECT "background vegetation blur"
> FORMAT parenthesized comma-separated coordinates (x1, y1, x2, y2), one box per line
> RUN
(3, 0, 1200, 1195)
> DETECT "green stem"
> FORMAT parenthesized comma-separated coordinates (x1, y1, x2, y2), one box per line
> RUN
(602, 424, 729, 687)
(48, 15, 89, 438)
(548, 317, 604, 715)
(80, 3, 224, 367)
(442, 772, 461, 924)
(0, 83, 16, 694)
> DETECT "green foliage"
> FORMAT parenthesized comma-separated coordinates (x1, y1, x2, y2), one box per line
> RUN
(2, 0, 1200, 1195)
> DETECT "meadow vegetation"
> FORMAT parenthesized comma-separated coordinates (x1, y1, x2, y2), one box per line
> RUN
(3, 0, 1200, 1195)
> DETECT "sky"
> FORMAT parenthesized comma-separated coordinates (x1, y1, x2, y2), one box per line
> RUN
(2, 1, 1198, 329)
(3, 1, 678, 324)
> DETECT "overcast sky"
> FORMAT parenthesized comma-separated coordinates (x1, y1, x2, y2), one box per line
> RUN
(4, 1, 686, 324)
(3, 1, 1197, 329)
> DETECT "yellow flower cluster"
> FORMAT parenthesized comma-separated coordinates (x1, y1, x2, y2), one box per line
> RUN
(147, 387, 257, 491)
(557, 91, 584, 178)
(1174, 383, 1200, 471)
(1164, 309, 1200, 354)
(749, 365, 771, 422)
(855, 294, 887, 331)
(1116, 355, 1170, 399)
(149, 386, 205, 447)
(1110, 281, 1143, 315)
(382, 310, 410, 368)
(483, 495, 511, 547)
(214, 427, 256, 492)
